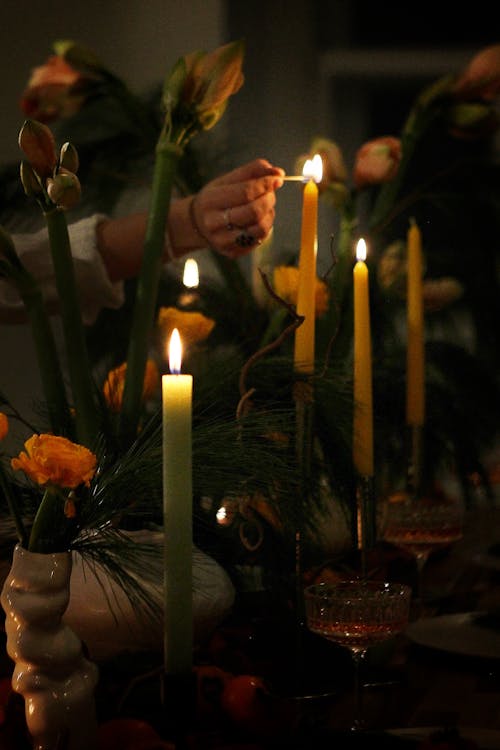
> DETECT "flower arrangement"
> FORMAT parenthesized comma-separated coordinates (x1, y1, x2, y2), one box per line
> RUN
(0, 39, 304, 616)
(1, 39, 499, 606)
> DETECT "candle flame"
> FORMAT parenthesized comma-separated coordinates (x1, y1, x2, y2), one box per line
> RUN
(168, 328, 183, 374)
(183, 258, 199, 288)
(356, 238, 367, 262)
(302, 153, 323, 183)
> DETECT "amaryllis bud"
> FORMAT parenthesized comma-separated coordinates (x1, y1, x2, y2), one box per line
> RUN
(46, 169, 81, 209)
(19, 160, 43, 197)
(447, 102, 499, 140)
(194, 40, 244, 116)
(18, 119, 57, 180)
(59, 142, 79, 173)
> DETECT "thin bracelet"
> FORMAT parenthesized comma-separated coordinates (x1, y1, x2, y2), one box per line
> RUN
(188, 194, 212, 246)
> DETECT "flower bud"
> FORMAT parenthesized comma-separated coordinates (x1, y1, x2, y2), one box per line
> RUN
(447, 102, 499, 140)
(59, 142, 79, 173)
(18, 119, 57, 179)
(46, 168, 81, 209)
(353, 136, 402, 190)
(423, 278, 464, 312)
(19, 160, 43, 197)
(0, 412, 9, 441)
(453, 44, 500, 102)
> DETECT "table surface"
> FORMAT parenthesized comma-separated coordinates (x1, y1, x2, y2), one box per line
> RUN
(1, 503, 500, 749)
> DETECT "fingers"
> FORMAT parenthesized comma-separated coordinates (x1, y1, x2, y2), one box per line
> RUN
(210, 158, 285, 187)
(191, 158, 284, 257)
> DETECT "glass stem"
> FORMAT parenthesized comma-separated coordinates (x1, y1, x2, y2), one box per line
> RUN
(351, 649, 367, 731)
(413, 553, 429, 617)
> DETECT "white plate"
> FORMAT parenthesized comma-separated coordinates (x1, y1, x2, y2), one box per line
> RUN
(406, 611, 500, 660)
(387, 727, 500, 749)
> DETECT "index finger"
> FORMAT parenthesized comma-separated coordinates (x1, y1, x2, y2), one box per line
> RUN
(211, 158, 285, 186)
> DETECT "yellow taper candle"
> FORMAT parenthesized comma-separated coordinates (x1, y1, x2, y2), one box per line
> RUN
(406, 220, 425, 426)
(162, 328, 193, 675)
(353, 238, 374, 476)
(294, 154, 322, 373)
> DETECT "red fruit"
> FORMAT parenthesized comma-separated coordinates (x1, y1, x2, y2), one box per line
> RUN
(220, 674, 283, 737)
(98, 718, 174, 750)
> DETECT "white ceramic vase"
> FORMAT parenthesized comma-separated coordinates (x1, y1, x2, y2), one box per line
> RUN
(0, 544, 99, 750)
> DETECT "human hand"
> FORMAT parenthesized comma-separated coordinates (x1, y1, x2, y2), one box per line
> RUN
(189, 158, 284, 257)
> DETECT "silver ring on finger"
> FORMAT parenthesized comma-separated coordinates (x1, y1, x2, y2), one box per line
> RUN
(223, 208, 234, 230)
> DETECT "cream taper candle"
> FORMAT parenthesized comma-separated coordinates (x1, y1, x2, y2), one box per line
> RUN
(162, 328, 193, 675)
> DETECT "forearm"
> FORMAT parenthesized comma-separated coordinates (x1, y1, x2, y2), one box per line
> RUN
(96, 197, 204, 282)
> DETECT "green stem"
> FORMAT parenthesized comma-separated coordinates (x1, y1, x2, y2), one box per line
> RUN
(0, 230, 71, 436)
(45, 209, 100, 448)
(118, 141, 182, 448)
(20, 284, 72, 437)
(27, 487, 68, 553)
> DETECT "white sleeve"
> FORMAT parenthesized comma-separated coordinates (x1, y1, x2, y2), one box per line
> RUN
(0, 214, 125, 325)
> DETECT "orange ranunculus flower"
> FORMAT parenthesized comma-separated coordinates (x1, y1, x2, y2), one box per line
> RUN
(157, 307, 215, 346)
(11, 434, 97, 489)
(353, 136, 402, 190)
(0, 412, 8, 441)
(273, 266, 329, 318)
(20, 54, 89, 122)
(453, 44, 500, 103)
(103, 358, 159, 412)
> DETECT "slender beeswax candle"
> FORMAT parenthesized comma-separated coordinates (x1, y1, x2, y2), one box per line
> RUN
(162, 328, 193, 675)
(294, 154, 322, 373)
(406, 220, 425, 426)
(353, 238, 374, 477)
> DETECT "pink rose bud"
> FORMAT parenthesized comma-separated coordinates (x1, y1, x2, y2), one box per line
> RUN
(353, 136, 402, 190)
(453, 44, 500, 102)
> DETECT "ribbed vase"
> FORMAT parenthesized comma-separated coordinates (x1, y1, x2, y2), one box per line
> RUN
(0, 544, 99, 750)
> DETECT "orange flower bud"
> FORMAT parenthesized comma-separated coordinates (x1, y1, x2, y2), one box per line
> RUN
(18, 119, 57, 180)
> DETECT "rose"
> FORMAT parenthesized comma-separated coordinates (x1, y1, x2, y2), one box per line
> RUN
(11, 433, 97, 489)
(103, 358, 160, 412)
(353, 136, 402, 189)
